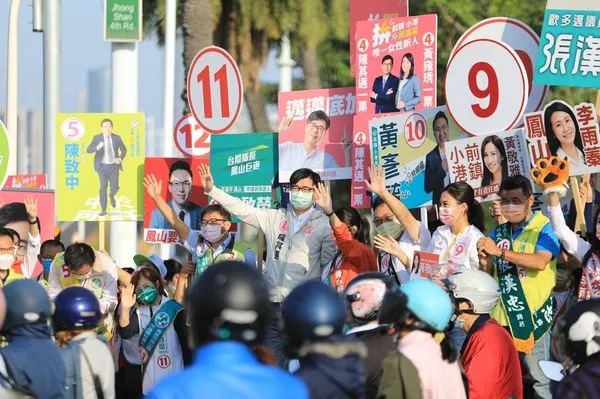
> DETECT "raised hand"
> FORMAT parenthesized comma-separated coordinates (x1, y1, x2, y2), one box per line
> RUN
(24, 196, 38, 220)
(198, 164, 215, 192)
(278, 116, 293, 134)
(365, 165, 388, 197)
(143, 174, 162, 200)
(314, 183, 333, 215)
(121, 283, 137, 309)
(373, 234, 403, 257)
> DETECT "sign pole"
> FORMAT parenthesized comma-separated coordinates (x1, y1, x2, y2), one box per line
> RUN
(99, 221, 106, 251)
(570, 176, 587, 235)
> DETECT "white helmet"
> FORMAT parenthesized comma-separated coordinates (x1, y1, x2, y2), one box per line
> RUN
(447, 269, 500, 314)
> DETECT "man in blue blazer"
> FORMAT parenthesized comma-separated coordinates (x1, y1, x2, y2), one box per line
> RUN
(149, 160, 202, 230)
(370, 55, 399, 114)
(86, 118, 127, 216)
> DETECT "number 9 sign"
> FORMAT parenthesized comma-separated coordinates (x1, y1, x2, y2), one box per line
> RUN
(187, 46, 244, 134)
(445, 39, 529, 136)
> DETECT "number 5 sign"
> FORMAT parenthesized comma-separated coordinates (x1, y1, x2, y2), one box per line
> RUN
(187, 46, 244, 134)
(445, 39, 529, 136)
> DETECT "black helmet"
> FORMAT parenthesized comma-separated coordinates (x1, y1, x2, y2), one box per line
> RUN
(52, 287, 101, 332)
(553, 298, 600, 373)
(188, 261, 270, 348)
(344, 272, 393, 325)
(2, 279, 53, 332)
(282, 280, 346, 347)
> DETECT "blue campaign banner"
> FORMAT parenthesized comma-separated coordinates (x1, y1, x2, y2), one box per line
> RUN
(534, 5, 600, 88)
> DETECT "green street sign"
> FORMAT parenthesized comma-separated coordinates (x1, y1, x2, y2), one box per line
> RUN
(104, 0, 142, 42)
(0, 120, 11, 190)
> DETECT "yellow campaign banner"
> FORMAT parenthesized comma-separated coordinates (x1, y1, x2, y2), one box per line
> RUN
(56, 113, 145, 221)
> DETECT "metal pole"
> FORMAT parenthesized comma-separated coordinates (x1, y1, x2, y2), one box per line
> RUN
(6, 0, 21, 176)
(110, 43, 139, 266)
(43, 0, 61, 188)
(278, 33, 295, 92)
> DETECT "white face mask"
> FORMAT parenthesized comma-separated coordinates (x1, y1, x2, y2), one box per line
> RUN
(0, 254, 15, 271)
(501, 203, 525, 219)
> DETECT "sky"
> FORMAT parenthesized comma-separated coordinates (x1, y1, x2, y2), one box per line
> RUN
(0, 1, 281, 131)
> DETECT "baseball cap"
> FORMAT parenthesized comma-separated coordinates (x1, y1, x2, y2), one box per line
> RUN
(133, 254, 167, 279)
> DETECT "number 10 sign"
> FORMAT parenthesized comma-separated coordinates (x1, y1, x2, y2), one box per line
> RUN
(187, 46, 244, 134)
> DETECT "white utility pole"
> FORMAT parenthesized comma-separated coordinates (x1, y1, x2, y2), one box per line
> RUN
(278, 33, 295, 92)
(110, 43, 139, 266)
(6, 0, 21, 176)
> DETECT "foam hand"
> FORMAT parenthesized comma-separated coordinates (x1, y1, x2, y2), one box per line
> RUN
(530, 156, 569, 197)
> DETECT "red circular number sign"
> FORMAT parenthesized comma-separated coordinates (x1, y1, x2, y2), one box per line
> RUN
(173, 114, 211, 157)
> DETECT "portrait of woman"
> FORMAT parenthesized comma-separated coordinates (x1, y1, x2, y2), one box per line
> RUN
(544, 100, 586, 175)
(395, 53, 422, 112)
(480, 135, 508, 188)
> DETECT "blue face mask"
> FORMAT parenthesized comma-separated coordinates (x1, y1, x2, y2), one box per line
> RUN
(42, 258, 53, 273)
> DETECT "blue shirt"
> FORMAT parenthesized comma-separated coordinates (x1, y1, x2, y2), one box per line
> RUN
(490, 213, 560, 258)
(147, 341, 308, 399)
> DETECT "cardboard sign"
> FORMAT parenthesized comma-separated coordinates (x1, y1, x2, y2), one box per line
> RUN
(5, 174, 47, 189)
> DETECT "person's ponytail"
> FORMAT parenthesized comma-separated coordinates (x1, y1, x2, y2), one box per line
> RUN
(467, 199, 485, 234)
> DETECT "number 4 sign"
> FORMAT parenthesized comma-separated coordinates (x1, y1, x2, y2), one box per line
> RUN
(173, 114, 210, 157)
(445, 38, 529, 136)
(187, 46, 244, 134)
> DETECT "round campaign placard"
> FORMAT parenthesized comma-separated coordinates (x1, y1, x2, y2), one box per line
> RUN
(445, 38, 528, 136)
(451, 17, 548, 119)
(187, 46, 243, 134)
(404, 112, 427, 149)
(60, 117, 86, 141)
(0, 120, 10, 190)
(173, 113, 211, 157)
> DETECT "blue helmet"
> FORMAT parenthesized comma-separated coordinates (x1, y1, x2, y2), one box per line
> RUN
(52, 287, 101, 332)
(380, 279, 453, 332)
(282, 280, 346, 346)
(1, 279, 53, 332)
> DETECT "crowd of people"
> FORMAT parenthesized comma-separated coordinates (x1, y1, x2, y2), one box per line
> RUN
(0, 162, 598, 399)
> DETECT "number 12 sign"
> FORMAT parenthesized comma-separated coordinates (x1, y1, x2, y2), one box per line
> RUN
(187, 46, 244, 134)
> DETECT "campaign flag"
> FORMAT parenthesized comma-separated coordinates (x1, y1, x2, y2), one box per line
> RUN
(278, 88, 354, 182)
(143, 158, 209, 244)
(56, 113, 145, 222)
(355, 14, 438, 117)
(534, 0, 600, 88)
(446, 129, 531, 202)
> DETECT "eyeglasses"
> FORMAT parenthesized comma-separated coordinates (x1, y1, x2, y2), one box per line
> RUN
(169, 181, 192, 190)
(382, 62, 393, 66)
(373, 215, 396, 226)
(201, 218, 228, 226)
(290, 186, 315, 194)
(0, 246, 16, 255)
(309, 123, 326, 133)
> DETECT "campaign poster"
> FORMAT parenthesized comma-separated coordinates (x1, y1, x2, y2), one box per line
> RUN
(0, 189, 56, 277)
(56, 113, 145, 221)
(349, 0, 409, 76)
(143, 158, 209, 244)
(211, 133, 278, 221)
(4, 174, 47, 189)
(524, 100, 600, 177)
(278, 88, 354, 182)
(409, 251, 440, 279)
(446, 129, 531, 202)
(369, 106, 466, 208)
(355, 14, 438, 117)
(534, 0, 600, 89)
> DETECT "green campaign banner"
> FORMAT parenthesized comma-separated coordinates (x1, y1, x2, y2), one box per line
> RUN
(104, 0, 142, 42)
(0, 120, 10, 190)
(210, 133, 278, 218)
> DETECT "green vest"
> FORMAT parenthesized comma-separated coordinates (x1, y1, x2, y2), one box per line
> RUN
(195, 237, 249, 277)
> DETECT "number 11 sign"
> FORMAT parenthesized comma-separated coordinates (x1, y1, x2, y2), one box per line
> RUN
(187, 46, 244, 134)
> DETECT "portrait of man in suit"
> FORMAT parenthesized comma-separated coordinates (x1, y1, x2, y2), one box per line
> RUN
(86, 118, 127, 216)
(424, 111, 450, 205)
(149, 160, 202, 230)
(370, 55, 399, 114)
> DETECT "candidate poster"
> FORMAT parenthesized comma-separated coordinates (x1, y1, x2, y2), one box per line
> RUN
(5, 174, 47, 189)
(211, 133, 277, 216)
(534, 0, 600, 88)
(446, 129, 531, 202)
(278, 88, 354, 182)
(56, 113, 145, 221)
(349, 0, 409, 76)
(143, 158, 209, 244)
(355, 14, 438, 117)
(370, 106, 466, 208)
(525, 100, 600, 177)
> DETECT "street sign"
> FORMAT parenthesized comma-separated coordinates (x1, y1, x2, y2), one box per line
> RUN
(187, 46, 244, 134)
(104, 0, 143, 42)
(0, 120, 10, 190)
(173, 114, 211, 158)
(452, 17, 549, 118)
(445, 39, 529, 136)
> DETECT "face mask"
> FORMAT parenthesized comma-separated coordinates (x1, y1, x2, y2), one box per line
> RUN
(454, 316, 465, 331)
(439, 206, 460, 226)
(501, 204, 525, 219)
(73, 271, 91, 282)
(200, 224, 225, 243)
(0, 254, 14, 271)
(138, 286, 158, 305)
(42, 258, 53, 273)
(375, 221, 403, 240)
(290, 191, 314, 211)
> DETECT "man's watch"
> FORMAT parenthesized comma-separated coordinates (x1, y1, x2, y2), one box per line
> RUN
(29, 217, 39, 225)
